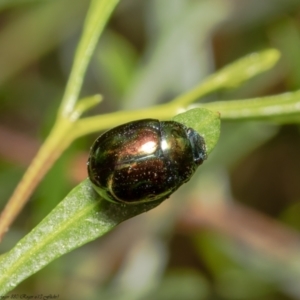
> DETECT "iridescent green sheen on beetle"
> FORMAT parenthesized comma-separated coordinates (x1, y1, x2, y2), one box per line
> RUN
(87, 119, 207, 204)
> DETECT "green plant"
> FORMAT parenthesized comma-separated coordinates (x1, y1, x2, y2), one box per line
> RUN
(1, 0, 300, 297)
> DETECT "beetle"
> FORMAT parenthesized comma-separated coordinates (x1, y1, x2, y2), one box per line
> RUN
(87, 119, 206, 204)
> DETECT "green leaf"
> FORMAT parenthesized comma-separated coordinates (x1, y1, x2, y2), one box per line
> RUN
(0, 108, 220, 294)
(173, 108, 221, 155)
(0, 179, 162, 295)
(211, 48, 280, 89)
(172, 49, 280, 107)
(203, 89, 300, 122)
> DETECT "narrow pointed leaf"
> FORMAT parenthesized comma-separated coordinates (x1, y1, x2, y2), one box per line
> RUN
(0, 108, 220, 294)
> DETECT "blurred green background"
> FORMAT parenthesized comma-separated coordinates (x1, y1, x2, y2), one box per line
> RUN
(1, 0, 300, 299)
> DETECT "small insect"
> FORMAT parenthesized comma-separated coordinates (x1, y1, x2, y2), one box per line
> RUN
(87, 119, 207, 204)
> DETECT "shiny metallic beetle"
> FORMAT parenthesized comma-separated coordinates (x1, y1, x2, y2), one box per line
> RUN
(87, 119, 207, 204)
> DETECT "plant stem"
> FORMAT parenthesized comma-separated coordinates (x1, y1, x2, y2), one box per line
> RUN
(0, 0, 121, 242)
(0, 122, 72, 242)
(58, 0, 120, 118)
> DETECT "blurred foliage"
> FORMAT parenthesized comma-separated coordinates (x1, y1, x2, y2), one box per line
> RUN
(1, 0, 300, 299)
